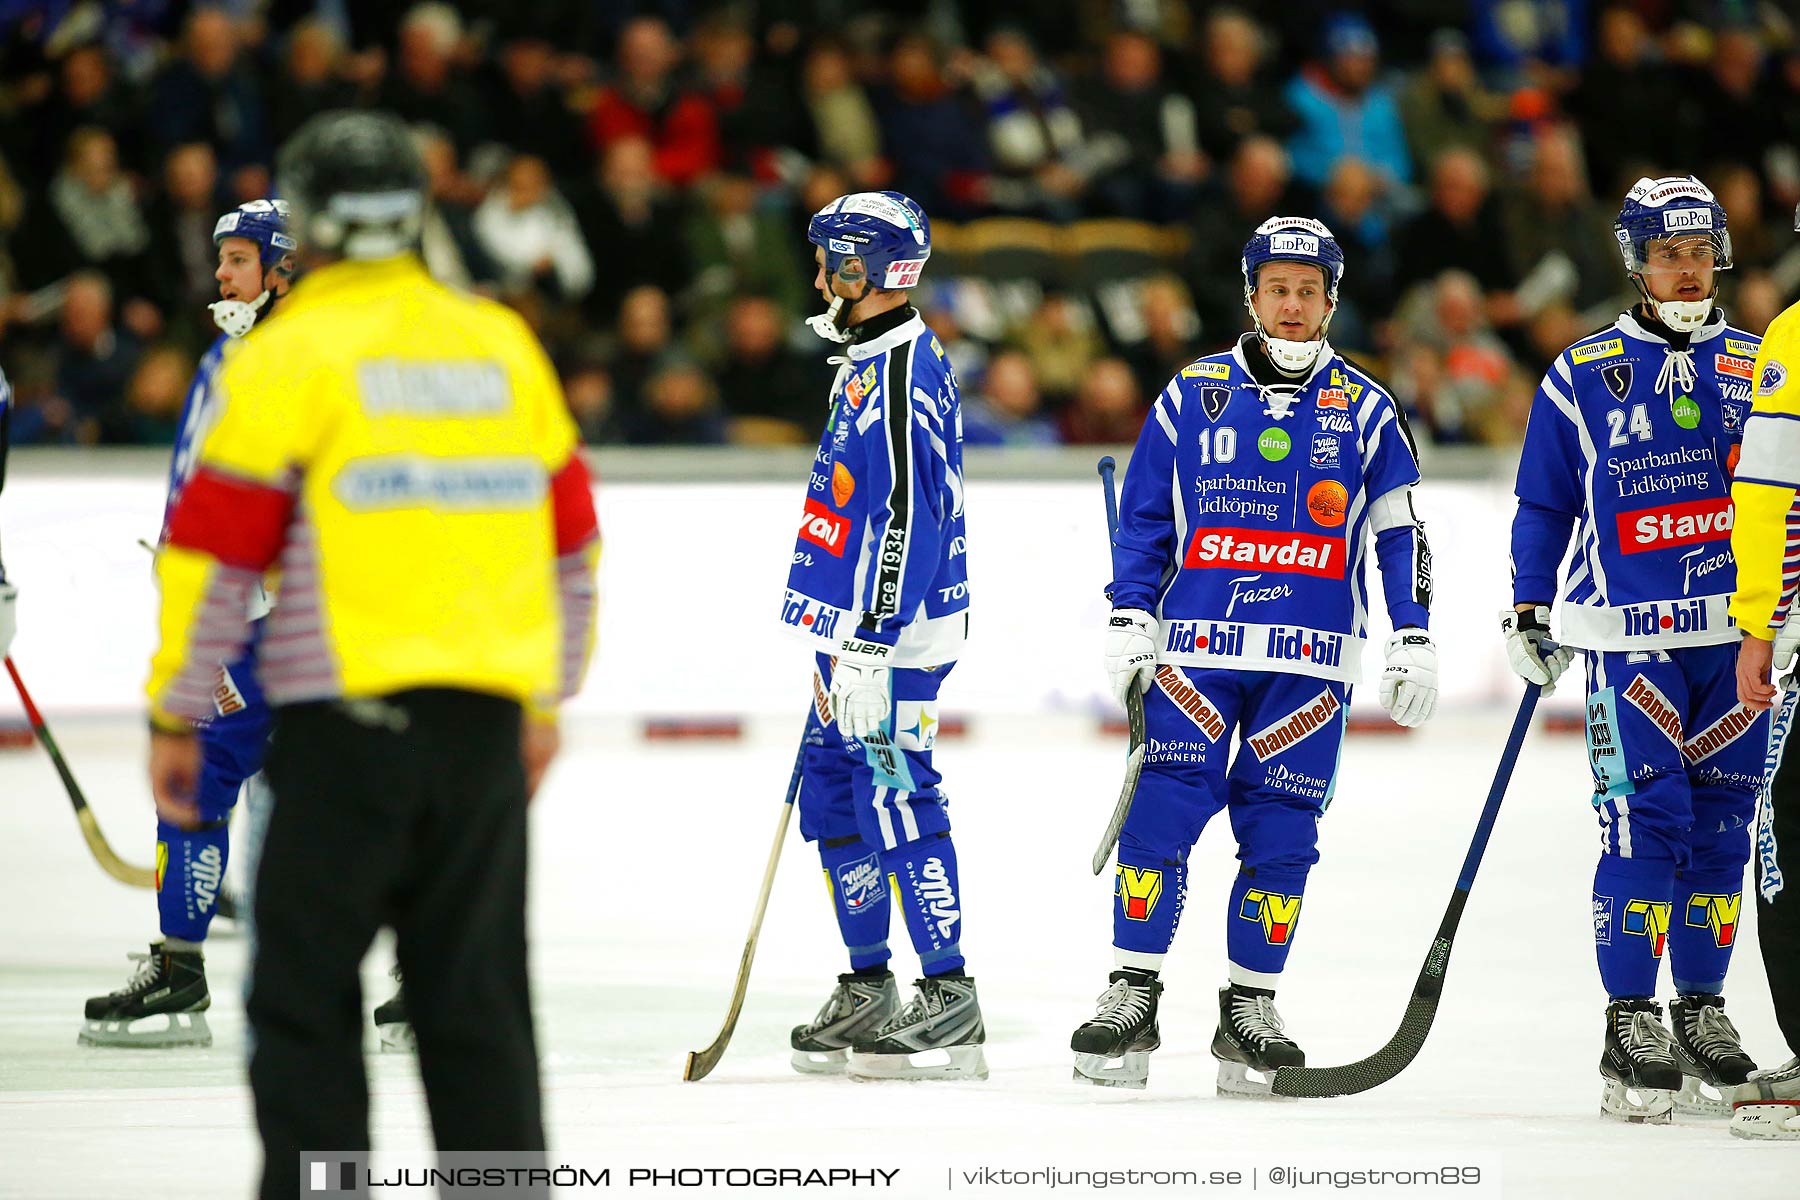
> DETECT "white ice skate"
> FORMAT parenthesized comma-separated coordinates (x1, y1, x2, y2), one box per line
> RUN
(1730, 1056, 1800, 1141)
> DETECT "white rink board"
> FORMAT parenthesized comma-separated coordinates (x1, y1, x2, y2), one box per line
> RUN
(0, 468, 1529, 721)
(0, 718, 1792, 1198)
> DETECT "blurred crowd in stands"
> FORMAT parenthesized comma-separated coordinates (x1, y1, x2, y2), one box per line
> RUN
(1, 1, 1798, 450)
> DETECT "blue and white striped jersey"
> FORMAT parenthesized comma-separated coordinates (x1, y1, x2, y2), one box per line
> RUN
(1110, 335, 1430, 683)
(1510, 309, 1758, 650)
(778, 308, 970, 666)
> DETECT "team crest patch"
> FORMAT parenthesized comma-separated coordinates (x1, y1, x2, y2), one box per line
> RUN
(1200, 386, 1230, 421)
(1116, 865, 1163, 921)
(834, 852, 886, 911)
(1592, 895, 1613, 944)
(1239, 889, 1302, 944)
(1601, 361, 1633, 402)
(1760, 360, 1788, 396)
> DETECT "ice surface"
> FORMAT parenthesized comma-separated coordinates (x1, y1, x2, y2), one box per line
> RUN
(1, 715, 1794, 1198)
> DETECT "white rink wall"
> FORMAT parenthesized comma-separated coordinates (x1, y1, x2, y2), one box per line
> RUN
(0, 450, 1549, 723)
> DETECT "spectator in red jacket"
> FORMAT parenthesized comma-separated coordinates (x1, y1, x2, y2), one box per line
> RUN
(587, 17, 719, 189)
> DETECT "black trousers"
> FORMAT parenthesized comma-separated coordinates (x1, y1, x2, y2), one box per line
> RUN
(248, 689, 543, 1200)
(1763, 701, 1800, 1058)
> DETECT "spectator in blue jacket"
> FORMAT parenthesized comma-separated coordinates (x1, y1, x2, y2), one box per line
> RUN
(1284, 15, 1411, 194)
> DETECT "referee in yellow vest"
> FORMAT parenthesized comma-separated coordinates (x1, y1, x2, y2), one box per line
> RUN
(1729, 201, 1800, 1108)
(146, 112, 601, 1198)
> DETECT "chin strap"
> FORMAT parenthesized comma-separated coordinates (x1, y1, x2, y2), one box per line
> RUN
(1652, 296, 1714, 332)
(208, 288, 273, 338)
(1245, 288, 1332, 375)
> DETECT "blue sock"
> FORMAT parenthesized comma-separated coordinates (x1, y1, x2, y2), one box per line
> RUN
(1669, 868, 1745, 995)
(1592, 855, 1675, 998)
(1113, 852, 1186, 959)
(1227, 867, 1308, 984)
(882, 834, 964, 975)
(818, 838, 891, 972)
(155, 818, 230, 943)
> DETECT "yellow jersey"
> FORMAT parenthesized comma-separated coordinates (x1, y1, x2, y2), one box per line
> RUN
(1729, 300, 1800, 640)
(148, 255, 599, 727)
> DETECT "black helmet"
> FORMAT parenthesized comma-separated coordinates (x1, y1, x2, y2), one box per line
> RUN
(277, 110, 426, 260)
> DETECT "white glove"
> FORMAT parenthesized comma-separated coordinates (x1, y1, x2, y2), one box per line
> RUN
(829, 639, 893, 740)
(0, 580, 15, 659)
(1774, 621, 1800, 684)
(1105, 608, 1157, 707)
(1500, 605, 1573, 693)
(1379, 628, 1438, 728)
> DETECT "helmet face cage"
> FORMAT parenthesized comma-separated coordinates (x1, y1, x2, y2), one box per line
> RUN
(807, 191, 931, 291)
(1614, 176, 1734, 276)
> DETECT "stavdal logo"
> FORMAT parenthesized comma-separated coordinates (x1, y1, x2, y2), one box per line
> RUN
(1258, 428, 1291, 461)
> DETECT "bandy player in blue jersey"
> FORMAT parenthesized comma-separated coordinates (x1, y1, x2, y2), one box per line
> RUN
(1071, 217, 1438, 1095)
(777, 191, 983, 1081)
(1506, 176, 1764, 1122)
(80, 201, 293, 1048)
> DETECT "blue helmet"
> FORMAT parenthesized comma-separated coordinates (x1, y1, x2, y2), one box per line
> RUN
(210, 198, 296, 337)
(1240, 216, 1345, 298)
(1613, 175, 1732, 274)
(1240, 217, 1344, 373)
(807, 191, 931, 291)
(213, 198, 297, 272)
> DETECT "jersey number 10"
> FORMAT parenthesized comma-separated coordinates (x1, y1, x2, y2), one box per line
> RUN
(1198, 427, 1239, 464)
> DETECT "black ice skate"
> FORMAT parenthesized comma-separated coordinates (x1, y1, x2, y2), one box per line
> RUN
(1730, 1055, 1800, 1141)
(1599, 998, 1682, 1123)
(846, 974, 987, 1081)
(1210, 983, 1304, 1099)
(1668, 993, 1756, 1116)
(789, 970, 899, 1074)
(374, 965, 414, 1053)
(80, 943, 211, 1048)
(1071, 969, 1162, 1089)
